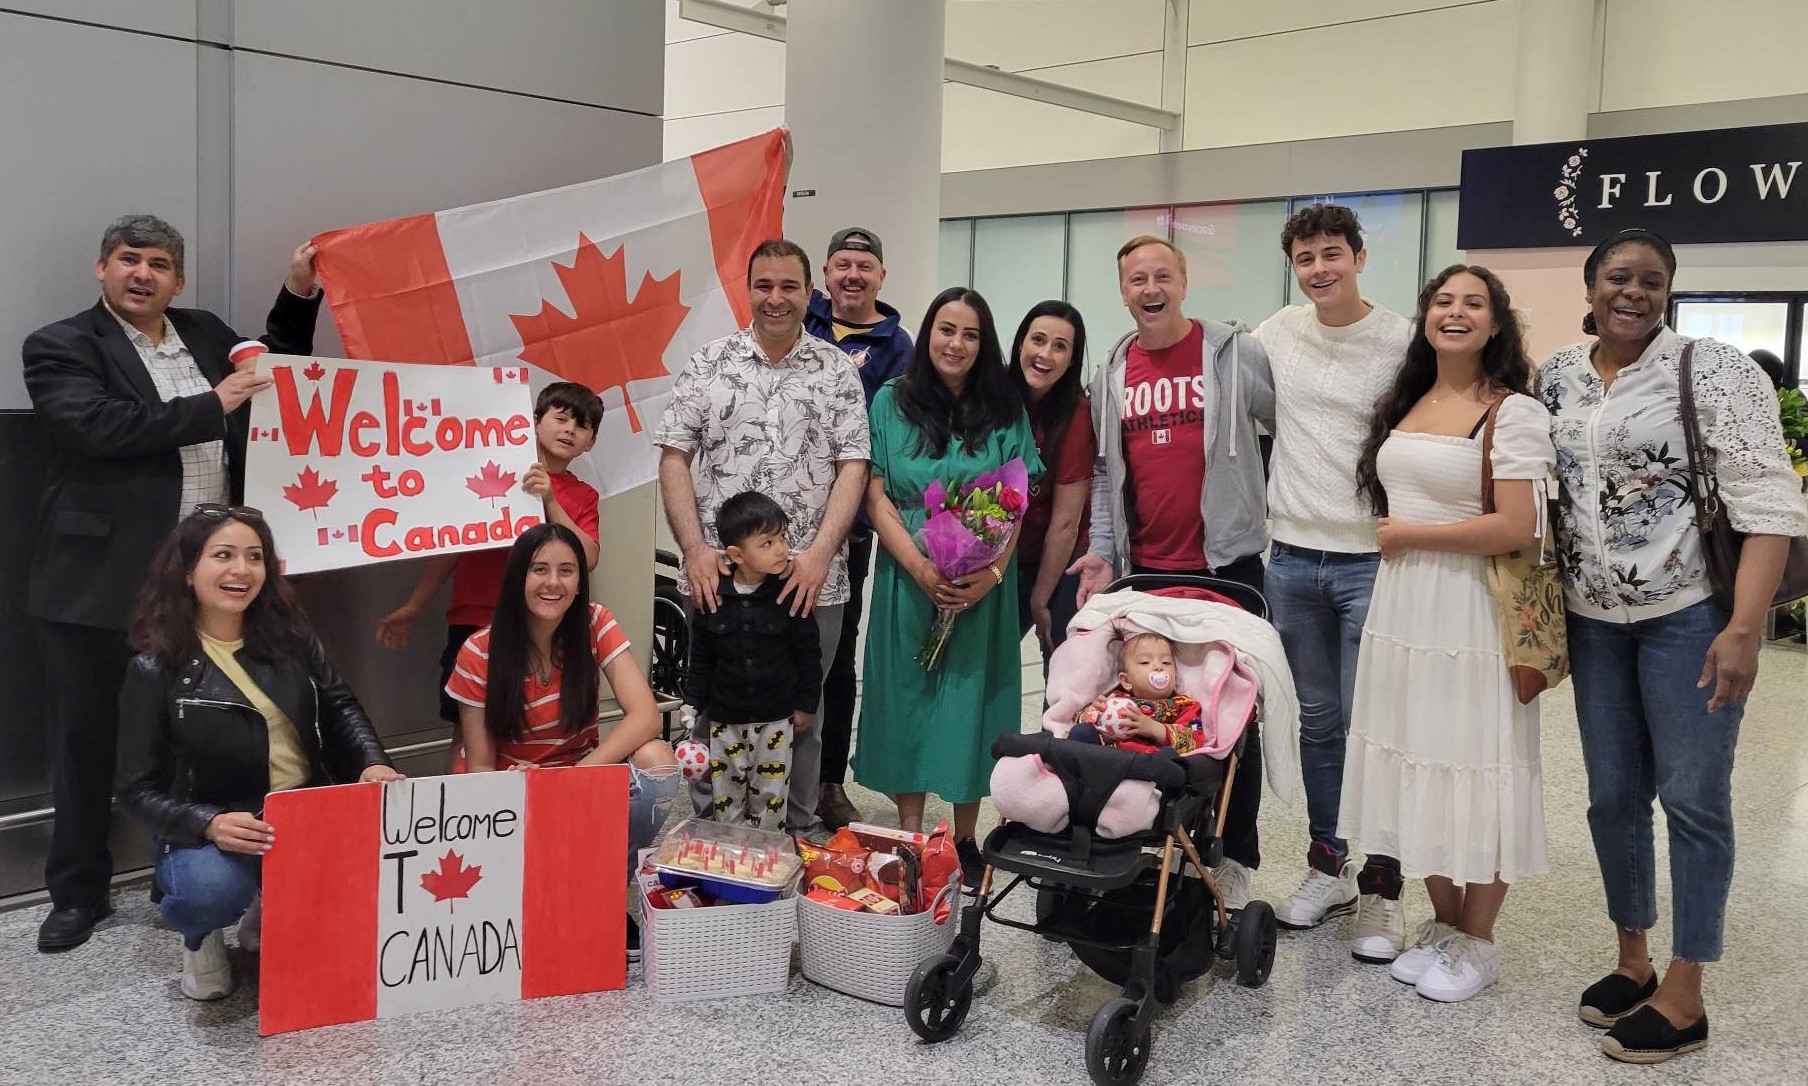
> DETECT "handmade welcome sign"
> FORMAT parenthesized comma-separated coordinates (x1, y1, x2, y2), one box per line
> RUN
(259, 766, 627, 1035)
(244, 354, 539, 574)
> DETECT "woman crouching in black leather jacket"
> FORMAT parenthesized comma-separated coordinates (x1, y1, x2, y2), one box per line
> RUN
(116, 504, 402, 1001)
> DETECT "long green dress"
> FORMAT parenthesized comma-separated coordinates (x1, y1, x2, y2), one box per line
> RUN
(852, 382, 1044, 804)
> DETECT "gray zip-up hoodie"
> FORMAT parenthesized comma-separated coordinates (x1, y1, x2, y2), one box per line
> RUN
(1086, 318, 1276, 574)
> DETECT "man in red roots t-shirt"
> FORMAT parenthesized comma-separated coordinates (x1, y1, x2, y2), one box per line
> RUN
(1069, 234, 1276, 914)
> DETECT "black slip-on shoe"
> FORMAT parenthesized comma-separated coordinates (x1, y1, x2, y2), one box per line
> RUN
(38, 901, 114, 953)
(956, 838, 984, 894)
(1578, 968, 1659, 1028)
(1602, 1005, 1708, 1064)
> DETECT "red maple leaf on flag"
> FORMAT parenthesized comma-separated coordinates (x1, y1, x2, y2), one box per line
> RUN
(466, 461, 516, 504)
(509, 234, 690, 433)
(302, 360, 326, 381)
(282, 466, 337, 518)
(419, 850, 483, 913)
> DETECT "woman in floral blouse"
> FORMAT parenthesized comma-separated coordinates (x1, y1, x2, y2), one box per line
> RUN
(1536, 228, 1808, 1065)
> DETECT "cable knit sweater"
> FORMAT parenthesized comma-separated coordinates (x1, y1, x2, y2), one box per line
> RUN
(1255, 303, 1411, 552)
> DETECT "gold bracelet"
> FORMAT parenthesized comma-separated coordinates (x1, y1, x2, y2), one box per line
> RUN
(988, 562, 1004, 585)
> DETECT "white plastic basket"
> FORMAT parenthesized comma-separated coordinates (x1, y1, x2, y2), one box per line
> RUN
(641, 869, 798, 1003)
(797, 881, 961, 1006)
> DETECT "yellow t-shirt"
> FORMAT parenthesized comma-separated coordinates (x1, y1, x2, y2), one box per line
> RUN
(831, 316, 883, 343)
(200, 632, 311, 792)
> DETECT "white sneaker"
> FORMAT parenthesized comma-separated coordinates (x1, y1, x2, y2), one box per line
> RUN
(237, 894, 262, 954)
(180, 930, 234, 1001)
(1211, 858, 1252, 913)
(1350, 893, 1406, 962)
(1389, 918, 1460, 984)
(1415, 932, 1499, 1003)
(1275, 862, 1357, 929)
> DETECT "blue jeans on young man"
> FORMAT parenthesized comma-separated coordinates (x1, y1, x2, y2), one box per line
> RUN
(156, 842, 260, 951)
(1264, 542, 1379, 860)
(1568, 598, 1742, 962)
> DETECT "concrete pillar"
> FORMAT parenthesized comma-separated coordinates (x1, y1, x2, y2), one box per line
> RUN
(1513, 0, 1597, 145)
(783, 0, 945, 328)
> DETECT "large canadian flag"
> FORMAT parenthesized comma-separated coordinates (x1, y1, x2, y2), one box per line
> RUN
(259, 766, 627, 1035)
(311, 130, 787, 499)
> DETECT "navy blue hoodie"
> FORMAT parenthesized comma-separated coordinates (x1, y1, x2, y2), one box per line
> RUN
(804, 292, 913, 405)
(806, 292, 913, 531)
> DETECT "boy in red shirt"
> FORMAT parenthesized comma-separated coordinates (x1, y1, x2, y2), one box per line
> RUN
(376, 382, 604, 761)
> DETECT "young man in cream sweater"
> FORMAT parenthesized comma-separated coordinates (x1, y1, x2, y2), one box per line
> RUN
(1255, 205, 1413, 963)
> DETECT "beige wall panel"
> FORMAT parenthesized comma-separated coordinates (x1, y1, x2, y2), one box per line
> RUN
(1187, 0, 1483, 45)
(943, 86, 1159, 173)
(1183, 1, 1517, 149)
(664, 105, 786, 161)
(665, 30, 785, 120)
(947, 0, 1164, 70)
(1600, 0, 1808, 112)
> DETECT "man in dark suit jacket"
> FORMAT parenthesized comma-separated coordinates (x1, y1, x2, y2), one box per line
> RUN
(23, 214, 324, 951)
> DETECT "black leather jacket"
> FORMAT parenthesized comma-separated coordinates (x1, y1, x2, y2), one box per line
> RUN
(116, 636, 392, 846)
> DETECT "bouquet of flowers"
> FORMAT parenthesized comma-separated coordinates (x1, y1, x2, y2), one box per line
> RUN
(914, 457, 1030, 670)
(1778, 385, 1807, 483)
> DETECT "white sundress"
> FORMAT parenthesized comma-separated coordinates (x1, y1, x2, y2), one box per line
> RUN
(1337, 393, 1554, 885)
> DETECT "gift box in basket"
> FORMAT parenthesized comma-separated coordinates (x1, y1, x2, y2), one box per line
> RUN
(795, 822, 963, 1006)
(640, 820, 801, 1003)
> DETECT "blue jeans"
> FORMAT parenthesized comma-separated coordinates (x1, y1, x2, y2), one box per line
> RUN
(1265, 543, 1379, 859)
(628, 764, 681, 858)
(1569, 599, 1742, 962)
(156, 842, 260, 951)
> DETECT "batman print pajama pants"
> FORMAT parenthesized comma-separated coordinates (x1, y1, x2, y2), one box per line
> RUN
(707, 717, 792, 831)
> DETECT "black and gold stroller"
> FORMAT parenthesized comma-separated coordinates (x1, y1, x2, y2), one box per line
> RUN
(903, 575, 1279, 1086)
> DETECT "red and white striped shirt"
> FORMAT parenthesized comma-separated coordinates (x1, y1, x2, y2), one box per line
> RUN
(444, 602, 630, 768)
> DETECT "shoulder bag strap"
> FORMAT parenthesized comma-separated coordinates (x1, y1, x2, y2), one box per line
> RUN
(1479, 399, 1503, 515)
(1676, 340, 1722, 526)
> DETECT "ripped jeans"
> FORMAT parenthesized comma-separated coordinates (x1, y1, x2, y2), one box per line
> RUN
(628, 763, 681, 857)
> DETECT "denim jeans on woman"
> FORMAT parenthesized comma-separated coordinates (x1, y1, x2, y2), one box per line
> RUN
(157, 842, 260, 951)
(157, 765, 678, 952)
(1568, 598, 1742, 962)
(1264, 543, 1379, 858)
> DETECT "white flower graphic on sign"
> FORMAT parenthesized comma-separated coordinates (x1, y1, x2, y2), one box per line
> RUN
(1555, 146, 1589, 238)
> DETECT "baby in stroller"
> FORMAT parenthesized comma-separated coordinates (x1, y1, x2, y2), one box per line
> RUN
(1071, 631, 1222, 757)
(907, 578, 1292, 1086)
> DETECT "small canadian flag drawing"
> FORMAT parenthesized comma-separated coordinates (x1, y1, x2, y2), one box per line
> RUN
(258, 765, 627, 1035)
(312, 129, 786, 500)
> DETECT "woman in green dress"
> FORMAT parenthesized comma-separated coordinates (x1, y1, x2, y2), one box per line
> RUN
(854, 286, 1043, 880)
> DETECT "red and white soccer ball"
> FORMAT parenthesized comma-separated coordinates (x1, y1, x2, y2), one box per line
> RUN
(674, 740, 711, 781)
(1095, 695, 1142, 743)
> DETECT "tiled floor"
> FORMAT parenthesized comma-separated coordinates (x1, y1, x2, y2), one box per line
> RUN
(3, 644, 1805, 1086)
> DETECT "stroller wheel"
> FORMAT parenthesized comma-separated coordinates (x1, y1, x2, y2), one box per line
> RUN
(1234, 899, 1278, 987)
(1085, 996, 1152, 1086)
(904, 953, 972, 1042)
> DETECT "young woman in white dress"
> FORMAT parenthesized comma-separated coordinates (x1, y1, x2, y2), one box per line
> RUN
(1341, 265, 1556, 1003)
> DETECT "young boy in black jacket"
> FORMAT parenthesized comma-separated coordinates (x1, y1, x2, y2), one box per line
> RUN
(686, 491, 822, 830)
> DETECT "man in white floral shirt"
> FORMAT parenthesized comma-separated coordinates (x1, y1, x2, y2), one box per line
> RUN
(656, 238, 871, 835)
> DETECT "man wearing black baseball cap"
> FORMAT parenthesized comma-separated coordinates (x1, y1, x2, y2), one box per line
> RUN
(805, 226, 913, 831)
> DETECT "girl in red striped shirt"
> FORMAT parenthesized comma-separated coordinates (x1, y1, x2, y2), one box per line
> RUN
(446, 523, 679, 958)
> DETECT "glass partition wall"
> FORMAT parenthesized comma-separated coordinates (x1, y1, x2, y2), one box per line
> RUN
(945, 188, 1460, 374)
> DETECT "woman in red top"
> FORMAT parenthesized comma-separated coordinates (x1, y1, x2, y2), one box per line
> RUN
(1009, 300, 1094, 663)
(445, 523, 679, 959)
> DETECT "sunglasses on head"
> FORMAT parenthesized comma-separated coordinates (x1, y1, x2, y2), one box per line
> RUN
(192, 503, 264, 520)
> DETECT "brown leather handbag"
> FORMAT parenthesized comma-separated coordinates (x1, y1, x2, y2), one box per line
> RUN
(1480, 399, 1569, 704)
(1677, 340, 1808, 611)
